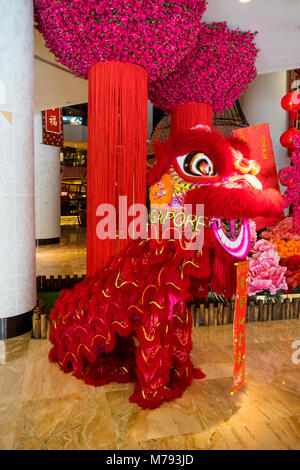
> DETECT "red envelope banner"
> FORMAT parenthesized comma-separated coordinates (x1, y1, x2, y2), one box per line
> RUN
(233, 123, 284, 230)
(42, 108, 64, 147)
(232, 260, 249, 394)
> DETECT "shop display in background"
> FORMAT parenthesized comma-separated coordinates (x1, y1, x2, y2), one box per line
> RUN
(62, 116, 83, 126)
(42, 108, 64, 147)
(62, 146, 87, 167)
(60, 173, 87, 225)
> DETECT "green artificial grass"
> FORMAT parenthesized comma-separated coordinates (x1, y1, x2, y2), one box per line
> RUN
(38, 290, 61, 315)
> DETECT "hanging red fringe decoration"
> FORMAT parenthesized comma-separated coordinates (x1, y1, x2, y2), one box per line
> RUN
(87, 62, 148, 276)
(170, 102, 213, 135)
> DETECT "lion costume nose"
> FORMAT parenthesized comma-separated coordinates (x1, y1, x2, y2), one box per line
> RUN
(232, 149, 261, 176)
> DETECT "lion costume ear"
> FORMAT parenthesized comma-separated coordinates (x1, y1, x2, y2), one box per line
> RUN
(147, 141, 170, 186)
(226, 136, 252, 161)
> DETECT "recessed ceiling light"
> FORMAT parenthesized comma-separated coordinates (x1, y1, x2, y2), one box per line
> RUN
(239, 0, 251, 3)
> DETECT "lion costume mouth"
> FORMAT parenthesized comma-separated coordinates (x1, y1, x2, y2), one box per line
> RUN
(212, 218, 251, 259)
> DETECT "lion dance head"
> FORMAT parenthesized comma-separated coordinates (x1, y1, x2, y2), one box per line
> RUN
(148, 125, 283, 297)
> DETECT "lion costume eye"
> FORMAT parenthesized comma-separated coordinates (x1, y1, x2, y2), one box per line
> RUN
(177, 152, 215, 177)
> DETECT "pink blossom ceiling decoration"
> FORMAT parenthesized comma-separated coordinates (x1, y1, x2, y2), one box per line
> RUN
(149, 22, 259, 113)
(34, 0, 207, 80)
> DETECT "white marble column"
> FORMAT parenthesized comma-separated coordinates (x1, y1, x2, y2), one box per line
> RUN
(34, 112, 61, 243)
(0, 0, 36, 338)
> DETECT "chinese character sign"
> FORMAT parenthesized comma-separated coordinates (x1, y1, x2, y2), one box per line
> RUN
(42, 108, 64, 146)
(233, 123, 284, 230)
(232, 260, 249, 394)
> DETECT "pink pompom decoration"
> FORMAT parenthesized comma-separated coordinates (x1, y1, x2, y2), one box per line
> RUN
(253, 239, 276, 252)
(278, 135, 300, 234)
(248, 247, 288, 296)
(249, 220, 257, 246)
(248, 279, 272, 296)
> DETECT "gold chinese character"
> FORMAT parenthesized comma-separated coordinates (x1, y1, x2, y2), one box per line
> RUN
(49, 115, 58, 126)
(238, 351, 243, 365)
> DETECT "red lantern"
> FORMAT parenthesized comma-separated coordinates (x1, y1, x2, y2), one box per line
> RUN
(280, 124, 300, 149)
(281, 90, 300, 121)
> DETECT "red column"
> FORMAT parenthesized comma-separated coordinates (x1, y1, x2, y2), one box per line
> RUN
(87, 62, 148, 277)
(170, 102, 213, 135)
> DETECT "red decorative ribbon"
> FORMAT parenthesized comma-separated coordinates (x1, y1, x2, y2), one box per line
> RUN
(232, 260, 249, 393)
(42, 108, 64, 147)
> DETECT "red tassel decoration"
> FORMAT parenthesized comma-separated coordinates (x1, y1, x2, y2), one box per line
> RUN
(87, 62, 148, 276)
(170, 102, 213, 135)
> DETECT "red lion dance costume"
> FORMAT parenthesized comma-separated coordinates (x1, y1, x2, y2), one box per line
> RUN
(49, 126, 282, 409)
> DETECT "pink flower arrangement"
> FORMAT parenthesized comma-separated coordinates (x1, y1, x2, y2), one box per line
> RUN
(278, 135, 300, 233)
(260, 216, 300, 241)
(149, 22, 259, 113)
(34, 0, 207, 81)
(248, 240, 288, 296)
(249, 219, 257, 247)
(250, 239, 276, 258)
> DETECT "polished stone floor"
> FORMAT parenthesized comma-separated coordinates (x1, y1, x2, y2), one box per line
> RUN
(36, 221, 86, 277)
(0, 320, 300, 450)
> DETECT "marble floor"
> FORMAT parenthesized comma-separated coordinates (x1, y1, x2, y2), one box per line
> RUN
(36, 222, 86, 277)
(0, 319, 300, 450)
